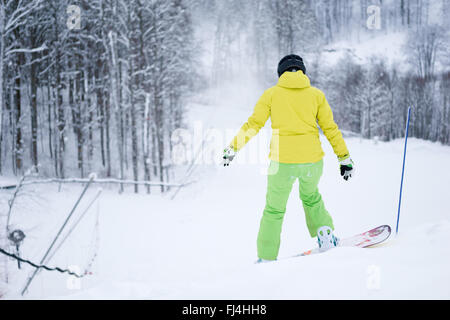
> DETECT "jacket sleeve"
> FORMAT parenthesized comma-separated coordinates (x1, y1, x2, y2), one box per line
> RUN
(317, 92, 349, 159)
(230, 89, 272, 151)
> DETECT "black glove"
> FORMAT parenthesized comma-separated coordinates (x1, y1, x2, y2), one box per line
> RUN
(339, 156, 354, 181)
(222, 146, 236, 167)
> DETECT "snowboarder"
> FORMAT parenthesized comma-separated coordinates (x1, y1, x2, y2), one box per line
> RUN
(223, 54, 354, 262)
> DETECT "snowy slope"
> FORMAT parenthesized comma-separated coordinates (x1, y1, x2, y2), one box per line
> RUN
(2, 90, 450, 299)
(319, 32, 408, 69)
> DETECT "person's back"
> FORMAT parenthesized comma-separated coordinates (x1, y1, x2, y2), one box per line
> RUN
(267, 70, 348, 163)
(223, 54, 355, 262)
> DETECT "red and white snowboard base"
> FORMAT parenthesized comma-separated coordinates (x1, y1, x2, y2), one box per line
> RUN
(295, 225, 392, 257)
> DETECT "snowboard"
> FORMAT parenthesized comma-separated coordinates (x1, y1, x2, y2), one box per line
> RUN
(293, 225, 392, 258)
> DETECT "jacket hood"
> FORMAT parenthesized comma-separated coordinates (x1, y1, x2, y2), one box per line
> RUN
(277, 71, 311, 89)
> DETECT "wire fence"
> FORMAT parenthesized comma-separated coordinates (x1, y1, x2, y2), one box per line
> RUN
(1, 172, 102, 296)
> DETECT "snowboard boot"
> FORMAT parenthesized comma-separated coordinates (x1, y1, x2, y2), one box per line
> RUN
(317, 226, 339, 252)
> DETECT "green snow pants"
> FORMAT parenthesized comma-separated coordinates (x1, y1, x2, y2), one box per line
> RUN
(257, 160, 334, 260)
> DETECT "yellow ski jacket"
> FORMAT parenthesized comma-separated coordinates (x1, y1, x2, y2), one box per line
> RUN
(230, 71, 349, 163)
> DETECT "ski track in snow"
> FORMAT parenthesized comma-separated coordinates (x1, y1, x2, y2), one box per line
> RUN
(2, 95, 450, 299)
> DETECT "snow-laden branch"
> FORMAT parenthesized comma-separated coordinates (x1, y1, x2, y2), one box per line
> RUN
(4, 0, 43, 36)
(5, 43, 48, 56)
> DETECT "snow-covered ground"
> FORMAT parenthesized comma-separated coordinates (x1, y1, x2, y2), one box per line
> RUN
(2, 89, 450, 299)
(320, 32, 408, 68)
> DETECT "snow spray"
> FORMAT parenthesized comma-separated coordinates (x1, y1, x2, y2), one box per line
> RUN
(396, 107, 411, 235)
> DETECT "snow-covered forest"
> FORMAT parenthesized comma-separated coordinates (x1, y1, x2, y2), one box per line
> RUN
(0, 0, 196, 191)
(0, 0, 449, 186)
(200, 0, 450, 144)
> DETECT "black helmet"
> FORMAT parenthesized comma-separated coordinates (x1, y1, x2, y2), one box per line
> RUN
(277, 54, 306, 77)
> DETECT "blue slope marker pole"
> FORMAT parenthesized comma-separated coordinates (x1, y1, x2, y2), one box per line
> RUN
(396, 107, 411, 235)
